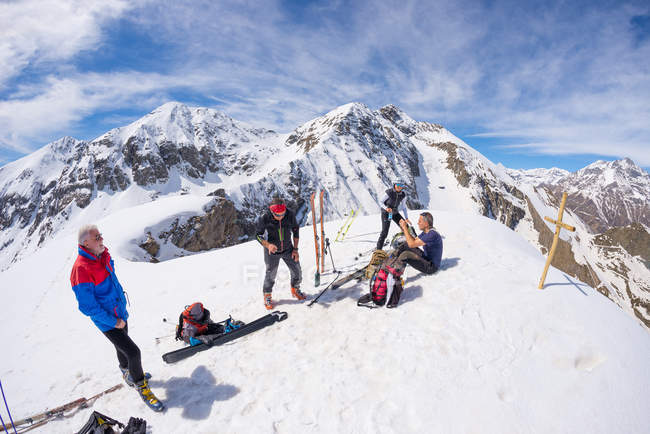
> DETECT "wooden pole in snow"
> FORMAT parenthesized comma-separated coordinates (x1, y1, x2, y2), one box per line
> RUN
(538, 192, 576, 289)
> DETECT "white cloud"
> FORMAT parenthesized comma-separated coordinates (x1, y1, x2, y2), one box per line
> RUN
(1, 0, 649, 168)
(0, 0, 133, 87)
(0, 71, 199, 151)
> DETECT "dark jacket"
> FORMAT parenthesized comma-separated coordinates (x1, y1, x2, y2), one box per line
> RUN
(255, 209, 300, 253)
(70, 246, 128, 332)
(381, 188, 406, 211)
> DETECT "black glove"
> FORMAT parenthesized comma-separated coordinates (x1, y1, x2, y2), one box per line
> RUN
(121, 417, 146, 434)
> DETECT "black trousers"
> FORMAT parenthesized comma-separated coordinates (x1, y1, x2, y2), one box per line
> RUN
(103, 322, 144, 383)
(397, 247, 438, 275)
(263, 248, 302, 293)
(376, 210, 405, 250)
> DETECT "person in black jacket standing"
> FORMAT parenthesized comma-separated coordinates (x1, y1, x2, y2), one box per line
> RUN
(376, 181, 411, 251)
(256, 197, 305, 309)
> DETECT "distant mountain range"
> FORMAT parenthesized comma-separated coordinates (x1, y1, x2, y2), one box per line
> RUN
(0, 102, 648, 329)
(509, 158, 650, 233)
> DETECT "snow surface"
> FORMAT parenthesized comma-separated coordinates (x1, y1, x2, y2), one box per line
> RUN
(1, 210, 649, 433)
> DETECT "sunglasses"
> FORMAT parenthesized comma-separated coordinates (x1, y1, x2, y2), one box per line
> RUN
(92, 233, 103, 241)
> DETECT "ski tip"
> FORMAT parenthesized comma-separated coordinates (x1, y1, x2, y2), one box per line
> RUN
(271, 311, 289, 321)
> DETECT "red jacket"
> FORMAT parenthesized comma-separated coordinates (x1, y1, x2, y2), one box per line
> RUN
(70, 246, 129, 331)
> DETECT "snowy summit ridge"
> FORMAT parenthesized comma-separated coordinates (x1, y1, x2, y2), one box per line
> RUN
(0, 101, 648, 331)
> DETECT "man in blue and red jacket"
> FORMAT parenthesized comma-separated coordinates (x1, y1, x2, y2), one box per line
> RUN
(70, 224, 163, 412)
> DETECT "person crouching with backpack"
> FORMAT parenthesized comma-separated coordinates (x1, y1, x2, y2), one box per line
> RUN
(255, 197, 305, 309)
(396, 212, 443, 274)
(70, 225, 164, 412)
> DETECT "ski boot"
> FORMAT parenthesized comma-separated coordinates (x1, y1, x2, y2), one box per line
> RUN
(264, 293, 273, 310)
(135, 378, 164, 412)
(120, 366, 151, 388)
(291, 287, 306, 301)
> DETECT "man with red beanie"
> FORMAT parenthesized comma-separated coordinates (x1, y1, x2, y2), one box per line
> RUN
(255, 197, 305, 309)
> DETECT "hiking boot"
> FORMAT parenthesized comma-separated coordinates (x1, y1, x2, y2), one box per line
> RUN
(135, 378, 164, 412)
(120, 366, 151, 388)
(357, 293, 379, 309)
(291, 287, 306, 301)
(264, 293, 273, 310)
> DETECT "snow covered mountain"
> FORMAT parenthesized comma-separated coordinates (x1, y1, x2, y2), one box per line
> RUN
(0, 102, 648, 331)
(1, 210, 649, 433)
(510, 159, 650, 233)
(507, 167, 571, 186)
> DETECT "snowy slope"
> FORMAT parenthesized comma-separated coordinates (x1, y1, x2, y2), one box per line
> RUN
(1, 210, 649, 433)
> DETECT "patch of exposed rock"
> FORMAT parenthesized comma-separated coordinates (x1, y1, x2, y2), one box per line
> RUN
(429, 141, 526, 230)
(139, 232, 160, 263)
(594, 223, 650, 264)
(159, 197, 243, 253)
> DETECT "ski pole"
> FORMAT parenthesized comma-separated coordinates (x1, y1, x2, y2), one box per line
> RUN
(308, 271, 342, 307)
(325, 238, 337, 272)
(0, 380, 17, 434)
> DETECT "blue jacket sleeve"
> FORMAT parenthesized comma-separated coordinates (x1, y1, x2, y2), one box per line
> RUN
(72, 282, 117, 329)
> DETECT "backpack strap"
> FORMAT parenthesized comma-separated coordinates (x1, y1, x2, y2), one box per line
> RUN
(175, 312, 184, 341)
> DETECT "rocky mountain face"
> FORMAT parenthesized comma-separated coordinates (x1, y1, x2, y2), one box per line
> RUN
(0, 103, 278, 266)
(0, 102, 648, 330)
(511, 159, 650, 234)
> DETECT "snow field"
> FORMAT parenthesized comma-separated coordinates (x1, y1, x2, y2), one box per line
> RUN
(1, 211, 649, 433)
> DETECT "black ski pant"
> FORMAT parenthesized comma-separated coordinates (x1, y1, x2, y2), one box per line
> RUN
(263, 248, 302, 294)
(397, 247, 438, 275)
(103, 322, 144, 383)
(376, 210, 405, 250)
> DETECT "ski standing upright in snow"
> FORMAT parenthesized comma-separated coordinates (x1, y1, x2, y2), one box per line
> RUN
(319, 190, 326, 273)
(310, 192, 320, 286)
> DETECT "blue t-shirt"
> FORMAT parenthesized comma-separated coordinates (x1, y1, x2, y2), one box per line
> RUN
(418, 230, 443, 269)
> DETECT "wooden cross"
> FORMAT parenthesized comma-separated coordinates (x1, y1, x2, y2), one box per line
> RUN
(538, 192, 576, 289)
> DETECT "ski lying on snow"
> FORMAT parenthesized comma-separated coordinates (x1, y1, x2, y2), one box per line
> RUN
(330, 266, 367, 290)
(162, 311, 288, 364)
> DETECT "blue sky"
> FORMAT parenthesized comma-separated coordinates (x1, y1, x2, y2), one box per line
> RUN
(1, 0, 649, 171)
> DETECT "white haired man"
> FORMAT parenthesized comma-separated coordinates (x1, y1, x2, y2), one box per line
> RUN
(70, 224, 164, 412)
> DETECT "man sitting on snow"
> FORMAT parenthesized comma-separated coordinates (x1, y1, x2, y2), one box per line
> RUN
(358, 212, 443, 309)
(396, 212, 443, 274)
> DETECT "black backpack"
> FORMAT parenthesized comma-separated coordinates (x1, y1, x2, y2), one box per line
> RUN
(77, 411, 146, 434)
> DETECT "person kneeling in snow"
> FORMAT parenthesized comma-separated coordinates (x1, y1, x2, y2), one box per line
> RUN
(395, 212, 443, 275)
(70, 225, 164, 412)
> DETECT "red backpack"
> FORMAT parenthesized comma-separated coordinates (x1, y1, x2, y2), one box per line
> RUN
(369, 256, 405, 307)
(175, 302, 210, 341)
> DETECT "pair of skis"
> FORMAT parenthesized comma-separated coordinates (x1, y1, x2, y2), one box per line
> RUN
(1, 384, 123, 433)
(334, 209, 357, 242)
(162, 311, 288, 363)
(310, 191, 326, 286)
